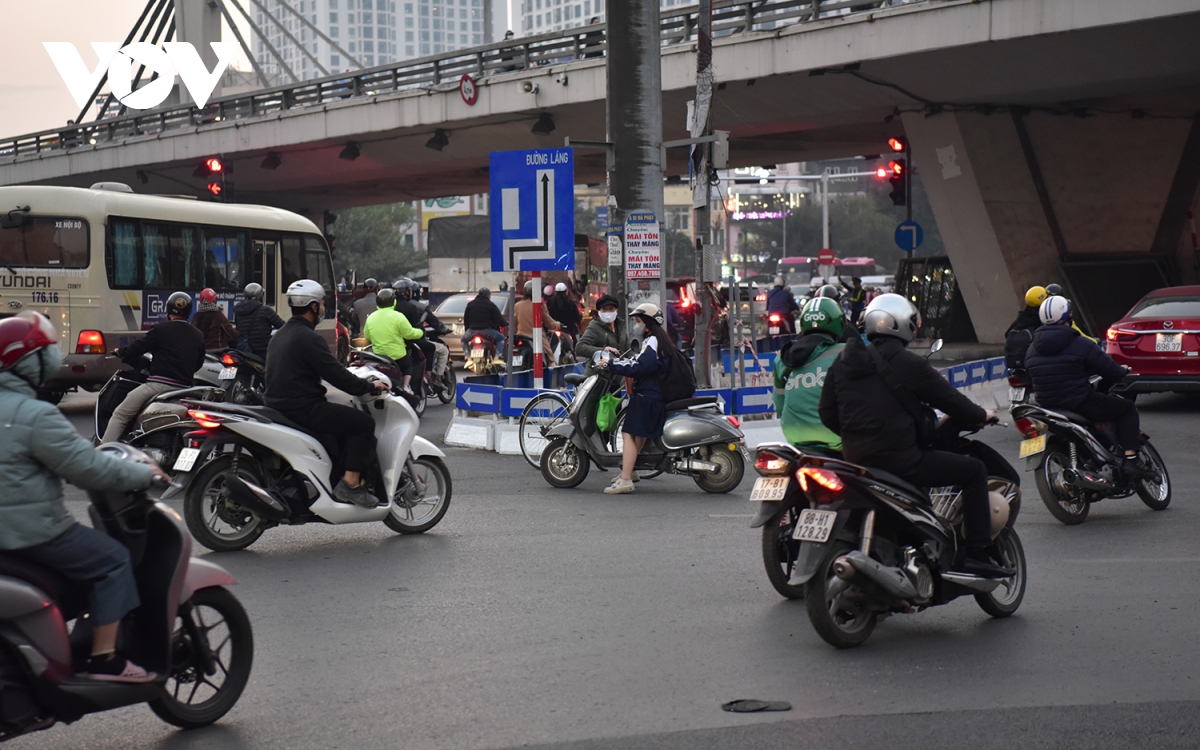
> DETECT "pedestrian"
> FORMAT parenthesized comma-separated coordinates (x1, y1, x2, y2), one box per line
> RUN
(582, 17, 604, 59)
(192, 288, 239, 351)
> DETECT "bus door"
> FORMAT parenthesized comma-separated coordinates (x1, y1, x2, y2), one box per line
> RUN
(250, 236, 279, 311)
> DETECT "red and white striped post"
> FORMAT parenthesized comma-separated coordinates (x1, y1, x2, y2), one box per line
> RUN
(531, 270, 544, 380)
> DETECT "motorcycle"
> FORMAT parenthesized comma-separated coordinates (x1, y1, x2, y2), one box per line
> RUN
(539, 349, 746, 493)
(1012, 398, 1170, 525)
(550, 328, 577, 366)
(1007, 368, 1033, 408)
(465, 333, 503, 375)
(164, 362, 452, 552)
(349, 348, 427, 417)
(749, 419, 1025, 647)
(217, 349, 266, 406)
(0, 444, 251, 740)
(418, 321, 456, 405)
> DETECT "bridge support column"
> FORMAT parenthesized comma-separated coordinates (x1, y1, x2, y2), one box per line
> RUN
(174, 0, 224, 104)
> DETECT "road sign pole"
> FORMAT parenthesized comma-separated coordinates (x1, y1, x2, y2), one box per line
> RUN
(532, 270, 543, 380)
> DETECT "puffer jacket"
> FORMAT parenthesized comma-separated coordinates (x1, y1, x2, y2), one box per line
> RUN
(234, 298, 286, 356)
(0, 372, 155, 550)
(772, 333, 843, 450)
(575, 317, 629, 375)
(1026, 323, 1125, 409)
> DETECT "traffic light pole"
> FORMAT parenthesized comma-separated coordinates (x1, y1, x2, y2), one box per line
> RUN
(906, 141, 913, 225)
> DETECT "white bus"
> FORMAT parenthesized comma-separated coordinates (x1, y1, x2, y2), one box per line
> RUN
(0, 183, 338, 400)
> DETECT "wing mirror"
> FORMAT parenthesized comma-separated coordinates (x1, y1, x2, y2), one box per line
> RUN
(926, 339, 944, 359)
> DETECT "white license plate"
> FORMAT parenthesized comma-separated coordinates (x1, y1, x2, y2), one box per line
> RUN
(768, 326, 780, 335)
(172, 447, 201, 472)
(218, 366, 237, 380)
(1019, 434, 1047, 458)
(1009, 386, 1025, 402)
(452, 324, 464, 335)
(471, 348, 485, 358)
(793, 509, 837, 543)
(749, 476, 789, 502)
(512, 355, 524, 367)
(1156, 333, 1182, 352)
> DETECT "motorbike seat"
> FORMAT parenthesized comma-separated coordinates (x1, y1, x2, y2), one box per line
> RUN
(665, 395, 719, 412)
(564, 373, 587, 385)
(862, 467, 929, 501)
(0, 553, 88, 620)
(1054, 410, 1095, 427)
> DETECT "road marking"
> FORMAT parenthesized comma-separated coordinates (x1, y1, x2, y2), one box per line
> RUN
(709, 514, 754, 518)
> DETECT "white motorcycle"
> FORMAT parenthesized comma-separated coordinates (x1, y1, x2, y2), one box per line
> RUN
(163, 364, 452, 552)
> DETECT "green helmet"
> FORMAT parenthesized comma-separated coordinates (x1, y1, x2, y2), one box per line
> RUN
(799, 297, 844, 338)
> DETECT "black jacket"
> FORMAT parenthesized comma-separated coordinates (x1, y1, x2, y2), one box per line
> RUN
(546, 294, 582, 332)
(1003, 307, 1041, 370)
(121, 319, 205, 387)
(819, 335, 986, 467)
(234, 299, 285, 356)
(1026, 324, 1125, 409)
(264, 316, 374, 412)
(463, 294, 505, 331)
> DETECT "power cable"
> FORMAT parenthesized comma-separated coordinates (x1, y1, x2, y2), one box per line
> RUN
(235, 0, 331, 78)
(221, 0, 300, 84)
(212, 0, 274, 88)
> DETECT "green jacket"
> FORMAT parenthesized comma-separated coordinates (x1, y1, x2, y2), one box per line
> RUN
(0, 371, 155, 550)
(772, 334, 844, 450)
(575, 317, 629, 375)
(363, 306, 423, 361)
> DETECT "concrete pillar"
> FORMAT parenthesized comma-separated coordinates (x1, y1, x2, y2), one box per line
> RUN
(174, 0, 224, 104)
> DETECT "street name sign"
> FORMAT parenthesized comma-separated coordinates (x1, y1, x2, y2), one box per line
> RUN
(490, 148, 575, 272)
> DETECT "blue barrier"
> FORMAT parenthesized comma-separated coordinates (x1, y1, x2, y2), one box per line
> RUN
(455, 383, 501, 412)
(499, 388, 572, 418)
(695, 388, 734, 415)
(721, 351, 776, 374)
(735, 387, 774, 415)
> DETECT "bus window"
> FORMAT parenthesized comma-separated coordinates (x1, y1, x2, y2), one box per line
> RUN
(304, 235, 335, 319)
(0, 217, 89, 268)
(200, 227, 247, 291)
(281, 236, 302, 289)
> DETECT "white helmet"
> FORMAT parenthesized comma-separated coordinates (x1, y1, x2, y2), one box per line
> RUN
(629, 302, 665, 326)
(862, 293, 921, 343)
(555, 282, 567, 293)
(286, 279, 326, 309)
(1039, 295, 1072, 326)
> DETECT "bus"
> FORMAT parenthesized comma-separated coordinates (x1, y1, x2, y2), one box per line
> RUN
(0, 183, 338, 400)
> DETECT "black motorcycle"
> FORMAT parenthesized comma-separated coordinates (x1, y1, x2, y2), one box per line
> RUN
(0, 444, 252, 740)
(218, 349, 266, 406)
(749, 420, 1025, 648)
(419, 320, 456, 405)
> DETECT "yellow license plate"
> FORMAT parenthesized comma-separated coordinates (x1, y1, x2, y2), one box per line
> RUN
(1018, 434, 1046, 458)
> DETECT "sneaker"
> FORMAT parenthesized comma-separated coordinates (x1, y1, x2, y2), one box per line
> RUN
(961, 550, 1016, 579)
(611, 473, 640, 485)
(1123, 455, 1160, 481)
(334, 479, 381, 508)
(603, 477, 635, 495)
(84, 654, 157, 684)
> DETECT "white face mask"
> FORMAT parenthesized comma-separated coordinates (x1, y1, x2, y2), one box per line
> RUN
(599, 311, 618, 324)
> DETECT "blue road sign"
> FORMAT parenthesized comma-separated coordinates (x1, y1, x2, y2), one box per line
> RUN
(455, 383, 500, 412)
(490, 148, 575, 272)
(595, 206, 608, 231)
(735, 386, 775, 415)
(895, 220, 924, 252)
(694, 388, 733, 415)
(499, 388, 569, 418)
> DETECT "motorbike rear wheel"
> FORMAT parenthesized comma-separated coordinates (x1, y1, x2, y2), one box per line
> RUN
(183, 456, 267, 552)
(384, 456, 452, 534)
(805, 542, 876, 648)
(761, 505, 804, 599)
(149, 587, 253, 729)
(693, 444, 745, 494)
(1034, 444, 1090, 525)
(1135, 440, 1171, 510)
(436, 366, 457, 404)
(540, 438, 590, 488)
(974, 527, 1027, 617)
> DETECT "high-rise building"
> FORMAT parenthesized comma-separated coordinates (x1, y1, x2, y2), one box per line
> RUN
(518, 0, 605, 34)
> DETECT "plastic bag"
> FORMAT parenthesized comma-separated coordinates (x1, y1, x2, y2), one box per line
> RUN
(596, 392, 621, 432)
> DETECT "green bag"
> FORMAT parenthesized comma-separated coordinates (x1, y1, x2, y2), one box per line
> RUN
(596, 392, 621, 432)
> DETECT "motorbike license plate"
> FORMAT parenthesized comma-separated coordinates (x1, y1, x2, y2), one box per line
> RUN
(471, 348, 485, 358)
(793, 509, 837, 543)
(512, 355, 524, 367)
(173, 447, 201, 472)
(768, 326, 780, 335)
(218, 366, 237, 380)
(1018, 434, 1047, 458)
(749, 476, 789, 502)
(1156, 333, 1182, 352)
(1009, 386, 1025, 402)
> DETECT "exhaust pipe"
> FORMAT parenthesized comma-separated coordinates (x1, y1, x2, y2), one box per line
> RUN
(832, 550, 917, 600)
(223, 474, 289, 521)
(673, 458, 721, 474)
(1061, 468, 1111, 491)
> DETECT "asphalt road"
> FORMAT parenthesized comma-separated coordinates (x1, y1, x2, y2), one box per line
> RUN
(12, 389, 1200, 749)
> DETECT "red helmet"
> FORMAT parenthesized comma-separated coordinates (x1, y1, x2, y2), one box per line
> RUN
(0, 312, 58, 371)
(198, 288, 218, 304)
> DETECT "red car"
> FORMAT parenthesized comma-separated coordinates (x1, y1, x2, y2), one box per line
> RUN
(1105, 285, 1200, 395)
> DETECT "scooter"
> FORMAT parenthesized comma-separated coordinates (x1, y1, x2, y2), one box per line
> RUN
(550, 328, 577, 366)
(419, 321, 456, 405)
(465, 333, 502, 374)
(349, 348, 427, 417)
(539, 349, 746, 493)
(0, 444, 251, 740)
(164, 363, 452, 552)
(217, 349, 266, 406)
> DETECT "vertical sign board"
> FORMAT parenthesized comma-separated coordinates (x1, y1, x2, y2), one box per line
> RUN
(624, 211, 661, 279)
(489, 148, 576, 272)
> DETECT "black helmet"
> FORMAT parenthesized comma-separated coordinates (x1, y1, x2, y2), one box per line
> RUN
(364, 278, 378, 291)
(376, 288, 397, 307)
(1045, 283, 1063, 296)
(393, 278, 415, 300)
(244, 282, 265, 301)
(166, 291, 193, 318)
(816, 284, 841, 301)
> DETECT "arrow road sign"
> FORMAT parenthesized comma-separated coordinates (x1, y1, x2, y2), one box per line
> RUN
(455, 383, 500, 412)
(736, 387, 775, 414)
(895, 220, 924, 251)
(490, 148, 575, 272)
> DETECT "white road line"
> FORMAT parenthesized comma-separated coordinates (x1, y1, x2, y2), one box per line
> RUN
(709, 514, 754, 518)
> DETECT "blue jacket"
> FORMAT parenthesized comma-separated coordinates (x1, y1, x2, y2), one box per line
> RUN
(1026, 324, 1125, 409)
(607, 336, 671, 398)
(0, 371, 155, 550)
(766, 286, 797, 317)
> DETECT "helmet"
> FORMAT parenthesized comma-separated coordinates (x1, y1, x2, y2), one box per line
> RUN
(629, 302, 665, 326)
(775, 275, 786, 287)
(198, 288, 217, 305)
(1039, 295, 1072, 325)
(364, 278, 378, 291)
(816, 284, 841, 301)
(544, 285, 554, 298)
(1024, 285, 1047, 308)
(523, 280, 535, 297)
(165, 291, 193, 318)
(244, 282, 265, 301)
(393, 278, 415, 299)
(555, 282, 567, 293)
(286, 279, 326, 309)
(798, 298, 844, 339)
(1045, 283, 1063, 296)
(376, 287, 397, 307)
(862, 293, 921, 343)
(0, 311, 58, 371)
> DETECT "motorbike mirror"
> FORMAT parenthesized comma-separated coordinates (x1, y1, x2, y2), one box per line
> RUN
(928, 339, 944, 356)
(591, 350, 608, 366)
(629, 338, 641, 355)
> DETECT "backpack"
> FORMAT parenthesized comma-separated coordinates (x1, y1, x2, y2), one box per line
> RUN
(1004, 326, 1034, 371)
(660, 346, 697, 403)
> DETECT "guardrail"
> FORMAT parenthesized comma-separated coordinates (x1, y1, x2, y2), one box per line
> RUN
(2, 0, 936, 159)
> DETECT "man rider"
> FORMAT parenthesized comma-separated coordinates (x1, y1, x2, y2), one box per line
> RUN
(1025, 296, 1152, 476)
(462, 287, 507, 355)
(364, 288, 424, 393)
(266, 280, 389, 508)
(101, 292, 205, 443)
(772, 297, 844, 452)
(546, 282, 583, 336)
(1004, 286, 1047, 372)
(234, 282, 285, 357)
(351, 278, 379, 337)
(394, 278, 450, 388)
(818, 294, 1009, 578)
(514, 280, 561, 339)
(765, 276, 799, 334)
(576, 294, 629, 376)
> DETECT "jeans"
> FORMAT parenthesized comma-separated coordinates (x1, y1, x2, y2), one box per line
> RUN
(17, 523, 139, 625)
(881, 450, 992, 550)
(1072, 392, 1141, 452)
(280, 401, 377, 474)
(101, 380, 179, 443)
(462, 329, 505, 353)
(431, 341, 449, 376)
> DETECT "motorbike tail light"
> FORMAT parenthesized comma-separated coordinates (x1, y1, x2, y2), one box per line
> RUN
(187, 410, 225, 429)
(76, 330, 106, 354)
(1014, 416, 1045, 438)
(726, 415, 740, 428)
(1106, 328, 1138, 342)
(797, 466, 844, 493)
(768, 314, 781, 323)
(680, 296, 692, 308)
(221, 353, 237, 366)
(473, 336, 483, 345)
(754, 449, 793, 476)
(1007, 375, 1028, 387)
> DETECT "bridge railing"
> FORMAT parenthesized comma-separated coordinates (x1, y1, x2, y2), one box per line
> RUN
(0, 0, 926, 160)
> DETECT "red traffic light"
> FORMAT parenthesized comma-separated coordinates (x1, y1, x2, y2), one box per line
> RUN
(205, 157, 224, 173)
(887, 160, 905, 176)
(887, 137, 907, 152)
(206, 182, 223, 196)
(875, 166, 888, 178)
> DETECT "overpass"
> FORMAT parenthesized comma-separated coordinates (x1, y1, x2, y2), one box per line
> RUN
(5, 0, 1200, 340)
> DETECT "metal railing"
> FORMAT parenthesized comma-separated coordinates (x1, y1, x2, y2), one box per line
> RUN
(1, 0, 932, 159)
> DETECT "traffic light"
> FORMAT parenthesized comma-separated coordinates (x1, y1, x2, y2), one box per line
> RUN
(887, 136, 907, 153)
(887, 159, 907, 206)
(206, 182, 223, 198)
(195, 156, 233, 201)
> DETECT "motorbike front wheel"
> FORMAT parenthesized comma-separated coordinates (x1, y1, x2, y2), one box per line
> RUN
(540, 438, 590, 488)
(805, 541, 876, 648)
(149, 587, 253, 729)
(384, 456, 453, 534)
(693, 444, 745, 494)
(761, 505, 804, 600)
(1034, 443, 1090, 525)
(184, 456, 267, 552)
(974, 526, 1027, 617)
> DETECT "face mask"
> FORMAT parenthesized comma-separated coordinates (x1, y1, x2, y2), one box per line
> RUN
(630, 322, 646, 341)
(599, 311, 618, 324)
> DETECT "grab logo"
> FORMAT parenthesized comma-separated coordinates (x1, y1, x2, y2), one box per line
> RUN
(786, 366, 827, 390)
(43, 42, 237, 111)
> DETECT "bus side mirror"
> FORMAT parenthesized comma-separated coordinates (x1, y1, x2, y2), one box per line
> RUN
(0, 211, 28, 229)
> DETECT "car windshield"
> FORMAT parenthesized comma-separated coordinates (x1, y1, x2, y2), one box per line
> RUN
(1129, 298, 1200, 319)
(436, 293, 509, 316)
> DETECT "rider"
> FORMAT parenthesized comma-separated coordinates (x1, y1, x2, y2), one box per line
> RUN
(233, 282, 285, 357)
(766, 276, 799, 334)
(1025, 296, 1152, 475)
(576, 294, 628, 376)
(546, 282, 583, 337)
(818, 294, 1009, 578)
(0, 312, 167, 683)
(1004, 286, 1047, 372)
(394, 278, 450, 388)
(351, 278, 379, 337)
(363, 287, 423, 394)
(461, 287, 507, 355)
(1044, 283, 1097, 342)
(265, 280, 389, 508)
(100, 292, 206, 444)
(514, 280, 561, 340)
(772, 297, 845, 452)
(192, 288, 239, 351)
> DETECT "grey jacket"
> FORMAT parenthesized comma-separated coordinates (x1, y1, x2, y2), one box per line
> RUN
(0, 372, 155, 550)
(576, 317, 629, 375)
